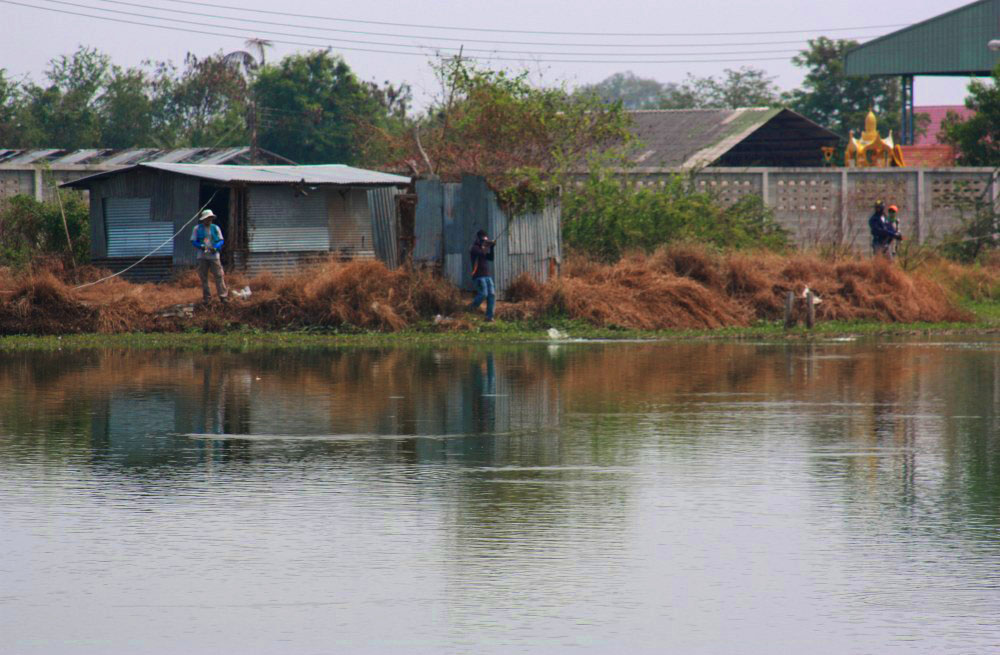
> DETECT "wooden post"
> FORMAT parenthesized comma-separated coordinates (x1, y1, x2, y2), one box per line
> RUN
(55, 186, 76, 269)
(784, 291, 795, 328)
(805, 291, 816, 329)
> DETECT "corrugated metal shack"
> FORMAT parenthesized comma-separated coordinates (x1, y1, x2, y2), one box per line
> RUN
(412, 175, 562, 297)
(62, 163, 409, 280)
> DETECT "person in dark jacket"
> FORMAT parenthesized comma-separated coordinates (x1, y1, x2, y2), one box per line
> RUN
(868, 200, 902, 257)
(469, 229, 496, 321)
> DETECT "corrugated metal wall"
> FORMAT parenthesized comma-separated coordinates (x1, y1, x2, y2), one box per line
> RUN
(368, 187, 400, 269)
(413, 180, 443, 263)
(104, 197, 174, 258)
(247, 186, 328, 252)
(417, 175, 562, 298)
(328, 188, 375, 258)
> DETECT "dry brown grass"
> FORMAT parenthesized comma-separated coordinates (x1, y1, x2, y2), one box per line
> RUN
(0, 249, 978, 334)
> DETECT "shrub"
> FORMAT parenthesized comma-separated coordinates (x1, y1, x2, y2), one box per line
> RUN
(0, 193, 90, 268)
(562, 168, 788, 261)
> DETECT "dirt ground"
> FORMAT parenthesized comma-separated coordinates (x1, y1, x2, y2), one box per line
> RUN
(0, 247, 981, 335)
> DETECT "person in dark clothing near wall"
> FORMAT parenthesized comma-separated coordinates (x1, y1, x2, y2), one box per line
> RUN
(868, 200, 902, 258)
(469, 229, 496, 321)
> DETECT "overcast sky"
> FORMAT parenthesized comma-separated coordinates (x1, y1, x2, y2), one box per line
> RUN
(1, 0, 979, 110)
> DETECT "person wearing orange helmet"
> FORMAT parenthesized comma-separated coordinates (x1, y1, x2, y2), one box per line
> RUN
(886, 205, 901, 258)
(868, 200, 903, 258)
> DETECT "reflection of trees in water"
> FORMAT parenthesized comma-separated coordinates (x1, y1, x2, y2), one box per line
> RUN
(1, 343, 999, 534)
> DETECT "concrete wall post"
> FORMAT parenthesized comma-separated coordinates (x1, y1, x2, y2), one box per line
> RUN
(33, 168, 44, 202)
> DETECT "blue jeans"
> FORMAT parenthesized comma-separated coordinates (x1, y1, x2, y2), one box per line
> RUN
(470, 276, 495, 320)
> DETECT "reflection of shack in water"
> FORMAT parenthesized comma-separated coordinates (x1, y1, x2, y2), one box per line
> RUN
(87, 348, 561, 468)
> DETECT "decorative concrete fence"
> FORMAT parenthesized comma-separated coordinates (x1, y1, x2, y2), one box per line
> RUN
(620, 167, 997, 249)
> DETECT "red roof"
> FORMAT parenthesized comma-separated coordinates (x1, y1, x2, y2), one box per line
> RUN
(914, 105, 974, 145)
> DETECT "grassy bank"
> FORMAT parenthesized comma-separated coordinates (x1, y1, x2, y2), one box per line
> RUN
(1, 245, 998, 341)
(2, 309, 997, 352)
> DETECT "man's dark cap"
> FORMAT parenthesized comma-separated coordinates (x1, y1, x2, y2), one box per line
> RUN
(477, 229, 488, 238)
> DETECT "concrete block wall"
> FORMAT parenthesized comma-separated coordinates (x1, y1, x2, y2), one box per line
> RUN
(625, 167, 997, 250)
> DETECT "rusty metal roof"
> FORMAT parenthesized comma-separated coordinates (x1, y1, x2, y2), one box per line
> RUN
(63, 163, 410, 188)
(0, 147, 289, 167)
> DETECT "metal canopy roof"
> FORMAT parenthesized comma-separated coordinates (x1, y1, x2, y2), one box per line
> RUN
(845, 0, 1000, 76)
(62, 163, 410, 188)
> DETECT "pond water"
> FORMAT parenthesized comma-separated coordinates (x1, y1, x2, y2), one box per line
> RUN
(1, 339, 999, 654)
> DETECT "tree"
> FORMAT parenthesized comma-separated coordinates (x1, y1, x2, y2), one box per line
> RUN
(371, 58, 630, 211)
(683, 67, 779, 109)
(940, 64, 1000, 165)
(577, 71, 681, 109)
(254, 50, 383, 164)
(97, 66, 156, 148)
(156, 52, 250, 147)
(578, 68, 776, 111)
(784, 37, 901, 140)
(18, 46, 110, 148)
(0, 70, 27, 146)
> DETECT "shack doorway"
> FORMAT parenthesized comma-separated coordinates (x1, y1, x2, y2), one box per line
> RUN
(199, 184, 232, 267)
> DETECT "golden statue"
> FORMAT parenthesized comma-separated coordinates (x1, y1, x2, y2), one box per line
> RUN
(845, 110, 906, 167)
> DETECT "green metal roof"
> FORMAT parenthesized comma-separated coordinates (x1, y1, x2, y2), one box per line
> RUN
(845, 0, 1000, 76)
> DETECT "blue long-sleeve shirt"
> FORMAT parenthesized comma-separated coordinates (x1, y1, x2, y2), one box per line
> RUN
(191, 223, 224, 260)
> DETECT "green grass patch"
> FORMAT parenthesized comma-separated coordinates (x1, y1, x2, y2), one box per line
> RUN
(2, 311, 998, 353)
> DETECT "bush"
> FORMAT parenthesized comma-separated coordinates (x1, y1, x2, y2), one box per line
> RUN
(562, 168, 788, 261)
(0, 193, 90, 267)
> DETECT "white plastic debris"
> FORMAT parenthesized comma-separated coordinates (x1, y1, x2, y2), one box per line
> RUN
(230, 286, 252, 299)
(800, 286, 822, 305)
(547, 327, 567, 340)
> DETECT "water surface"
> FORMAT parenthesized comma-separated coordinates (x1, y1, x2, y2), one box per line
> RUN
(1, 339, 999, 653)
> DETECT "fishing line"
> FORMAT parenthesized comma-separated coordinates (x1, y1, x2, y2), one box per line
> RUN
(73, 190, 219, 290)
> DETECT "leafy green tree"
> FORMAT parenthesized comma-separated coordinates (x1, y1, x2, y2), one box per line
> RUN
(0, 69, 27, 146)
(940, 64, 1000, 165)
(577, 68, 776, 111)
(253, 50, 381, 164)
(396, 58, 630, 209)
(19, 46, 110, 148)
(156, 52, 249, 147)
(577, 71, 690, 109)
(783, 37, 901, 140)
(97, 66, 156, 148)
(683, 67, 779, 109)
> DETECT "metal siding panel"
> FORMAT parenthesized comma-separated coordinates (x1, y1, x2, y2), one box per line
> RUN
(171, 177, 201, 267)
(91, 257, 172, 282)
(486, 192, 509, 295)
(367, 187, 400, 269)
(248, 186, 329, 252)
(329, 188, 374, 257)
(104, 197, 174, 258)
(444, 253, 465, 289)
(413, 180, 443, 262)
(244, 251, 329, 276)
(443, 183, 464, 255)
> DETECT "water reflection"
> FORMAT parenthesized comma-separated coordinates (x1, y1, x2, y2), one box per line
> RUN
(2, 339, 1000, 653)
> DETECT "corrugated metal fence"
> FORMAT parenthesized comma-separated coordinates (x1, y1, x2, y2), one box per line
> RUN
(413, 175, 562, 297)
(367, 187, 400, 269)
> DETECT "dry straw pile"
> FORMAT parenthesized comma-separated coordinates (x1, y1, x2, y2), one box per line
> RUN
(0, 247, 980, 335)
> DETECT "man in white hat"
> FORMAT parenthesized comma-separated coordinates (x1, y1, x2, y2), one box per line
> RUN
(190, 209, 228, 303)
